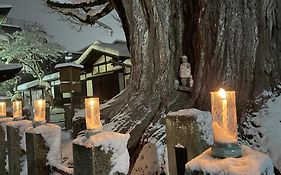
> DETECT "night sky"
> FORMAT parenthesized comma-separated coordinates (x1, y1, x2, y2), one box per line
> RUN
(1, 0, 125, 51)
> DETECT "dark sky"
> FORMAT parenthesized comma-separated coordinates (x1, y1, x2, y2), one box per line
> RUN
(1, 0, 125, 51)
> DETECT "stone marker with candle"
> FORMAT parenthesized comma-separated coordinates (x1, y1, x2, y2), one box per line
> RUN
(33, 99, 46, 127)
(0, 102, 6, 117)
(210, 88, 241, 158)
(13, 100, 22, 120)
(85, 97, 102, 137)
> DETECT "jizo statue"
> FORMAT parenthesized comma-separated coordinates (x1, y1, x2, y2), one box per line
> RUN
(179, 55, 193, 87)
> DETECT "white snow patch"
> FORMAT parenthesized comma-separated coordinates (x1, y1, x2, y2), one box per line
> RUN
(168, 108, 213, 145)
(186, 145, 274, 175)
(175, 143, 185, 148)
(73, 131, 130, 175)
(30, 124, 72, 174)
(54, 62, 83, 69)
(131, 143, 161, 175)
(242, 91, 281, 172)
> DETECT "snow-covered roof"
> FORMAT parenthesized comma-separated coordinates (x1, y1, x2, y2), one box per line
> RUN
(17, 72, 59, 91)
(75, 41, 130, 65)
(0, 4, 12, 9)
(55, 62, 84, 69)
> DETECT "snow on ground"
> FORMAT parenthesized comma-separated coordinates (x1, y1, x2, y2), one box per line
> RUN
(61, 130, 73, 173)
(186, 145, 274, 175)
(73, 131, 130, 175)
(131, 118, 167, 175)
(240, 86, 281, 172)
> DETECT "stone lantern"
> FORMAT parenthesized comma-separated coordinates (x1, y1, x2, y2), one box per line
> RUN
(55, 62, 83, 130)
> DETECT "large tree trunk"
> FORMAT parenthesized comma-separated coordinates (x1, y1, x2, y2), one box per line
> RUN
(103, 0, 191, 151)
(189, 0, 281, 116)
(45, 0, 281, 172)
(102, 0, 281, 155)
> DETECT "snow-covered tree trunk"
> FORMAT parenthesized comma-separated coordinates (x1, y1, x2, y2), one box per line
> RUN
(103, 0, 191, 150)
(103, 0, 281, 153)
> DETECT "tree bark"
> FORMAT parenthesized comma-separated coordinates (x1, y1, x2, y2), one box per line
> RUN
(101, 0, 281, 153)
(102, 0, 192, 150)
(45, 0, 281, 171)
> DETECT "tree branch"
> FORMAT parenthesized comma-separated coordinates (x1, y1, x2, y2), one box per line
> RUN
(46, 0, 108, 9)
(45, 0, 113, 32)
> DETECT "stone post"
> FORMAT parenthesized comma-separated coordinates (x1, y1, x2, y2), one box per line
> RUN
(64, 103, 73, 130)
(72, 117, 85, 138)
(0, 117, 13, 175)
(166, 109, 212, 175)
(73, 131, 130, 175)
(6, 120, 32, 175)
(45, 105, 50, 123)
(25, 123, 61, 175)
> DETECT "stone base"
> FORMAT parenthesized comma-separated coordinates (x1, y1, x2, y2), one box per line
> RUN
(211, 143, 241, 158)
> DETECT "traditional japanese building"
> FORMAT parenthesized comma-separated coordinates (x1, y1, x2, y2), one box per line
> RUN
(17, 40, 131, 107)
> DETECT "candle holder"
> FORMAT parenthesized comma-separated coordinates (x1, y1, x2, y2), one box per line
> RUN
(0, 102, 6, 117)
(85, 97, 102, 137)
(210, 88, 241, 158)
(12, 100, 22, 119)
(33, 99, 46, 127)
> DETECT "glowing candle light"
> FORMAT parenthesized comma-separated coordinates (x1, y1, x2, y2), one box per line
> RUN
(0, 102, 6, 117)
(85, 97, 102, 130)
(210, 88, 241, 158)
(34, 99, 46, 123)
(13, 100, 22, 118)
(218, 88, 228, 131)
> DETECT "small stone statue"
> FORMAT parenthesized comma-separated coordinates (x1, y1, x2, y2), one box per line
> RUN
(179, 55, 193, 87)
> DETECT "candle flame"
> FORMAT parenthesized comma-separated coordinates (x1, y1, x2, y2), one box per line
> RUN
(218, 88, 226, 99)
(89, 100, 95, 106)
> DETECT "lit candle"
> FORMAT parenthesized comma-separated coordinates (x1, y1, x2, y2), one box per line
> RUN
(85, 97, 102, 130)
(210, 88, 241, 158)
(218, 88, 228, 131)
(0, 102, 6, 117)
(13, 100, 22, 118)
(34, 99, 46, 123)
